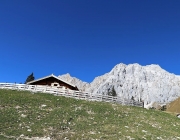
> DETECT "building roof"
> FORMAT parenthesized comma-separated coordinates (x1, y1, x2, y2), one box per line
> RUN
(27, 74, 77, 88)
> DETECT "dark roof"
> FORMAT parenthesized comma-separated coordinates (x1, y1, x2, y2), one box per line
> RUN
(27, 74, 77, 89)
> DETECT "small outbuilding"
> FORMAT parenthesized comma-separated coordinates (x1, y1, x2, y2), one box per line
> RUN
(27, 74, 78, 91)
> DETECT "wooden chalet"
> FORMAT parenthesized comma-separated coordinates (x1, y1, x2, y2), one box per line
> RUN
(27, 74, 78, 91)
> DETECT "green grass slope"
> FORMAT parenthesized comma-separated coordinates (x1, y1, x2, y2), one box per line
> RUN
(0, 89, 180, 140)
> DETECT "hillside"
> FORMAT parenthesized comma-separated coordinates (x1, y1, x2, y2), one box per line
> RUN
(59, 63, 180, 105)
(167, 97, 180, 114)
(0, 89, 180, 139)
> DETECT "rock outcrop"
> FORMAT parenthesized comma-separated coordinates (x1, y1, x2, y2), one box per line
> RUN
(58, 73, 90, 91)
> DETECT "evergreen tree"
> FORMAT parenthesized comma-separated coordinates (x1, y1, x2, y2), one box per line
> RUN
(108, 86, 117, 96)
(131, 96, 135, 101)
(25, 73, 35, 84)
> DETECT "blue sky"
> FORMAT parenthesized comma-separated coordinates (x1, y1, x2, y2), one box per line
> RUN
(0, 0, 180, 83)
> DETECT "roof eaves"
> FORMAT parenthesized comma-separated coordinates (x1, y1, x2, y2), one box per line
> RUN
(27, 74, 76, 88)
(26, 74, 53, 84)
(53, 75, 76, 88)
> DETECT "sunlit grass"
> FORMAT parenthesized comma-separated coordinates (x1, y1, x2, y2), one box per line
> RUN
(0, 89, 180, 139)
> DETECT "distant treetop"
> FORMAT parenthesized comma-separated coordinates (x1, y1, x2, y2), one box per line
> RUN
(25, 73, 35, 84)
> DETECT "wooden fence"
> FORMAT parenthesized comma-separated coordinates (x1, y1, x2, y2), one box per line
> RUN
(0, 83, 143, 107)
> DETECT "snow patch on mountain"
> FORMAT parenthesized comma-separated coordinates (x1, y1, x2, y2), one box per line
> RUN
(58, 63, 180, 105)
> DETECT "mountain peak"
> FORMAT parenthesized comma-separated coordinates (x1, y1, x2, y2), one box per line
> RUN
(59, 63, 180, 104)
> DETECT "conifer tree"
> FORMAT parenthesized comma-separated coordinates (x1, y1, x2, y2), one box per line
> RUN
(131, 96, 135, 101)
(108, 86, 117, 96)
(25, 73, 35, 84)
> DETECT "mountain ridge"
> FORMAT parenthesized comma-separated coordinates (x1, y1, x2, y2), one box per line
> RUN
(58, 63, 180, 105)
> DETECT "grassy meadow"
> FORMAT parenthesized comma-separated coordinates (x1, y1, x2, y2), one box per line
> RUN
(0, 89, 180, 140)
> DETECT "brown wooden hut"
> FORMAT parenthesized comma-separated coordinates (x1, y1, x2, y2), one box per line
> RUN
(27, 74, 78, 91)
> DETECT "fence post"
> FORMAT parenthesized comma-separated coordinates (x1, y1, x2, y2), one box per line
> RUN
(14, 82, 16, 90)
(89, 92, 91, 101)
(34, 85, 37, 92)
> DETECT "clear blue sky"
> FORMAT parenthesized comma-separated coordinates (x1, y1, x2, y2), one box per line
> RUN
(0, 0, 180, 83)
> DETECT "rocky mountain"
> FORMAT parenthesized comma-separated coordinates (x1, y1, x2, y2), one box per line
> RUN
(58, 63, 180, 105)
(58, 73, 90, 91)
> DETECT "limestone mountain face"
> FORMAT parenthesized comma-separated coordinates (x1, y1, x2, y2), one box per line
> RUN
(58, 63, 180, 105)
(58, 73, 90, 91)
